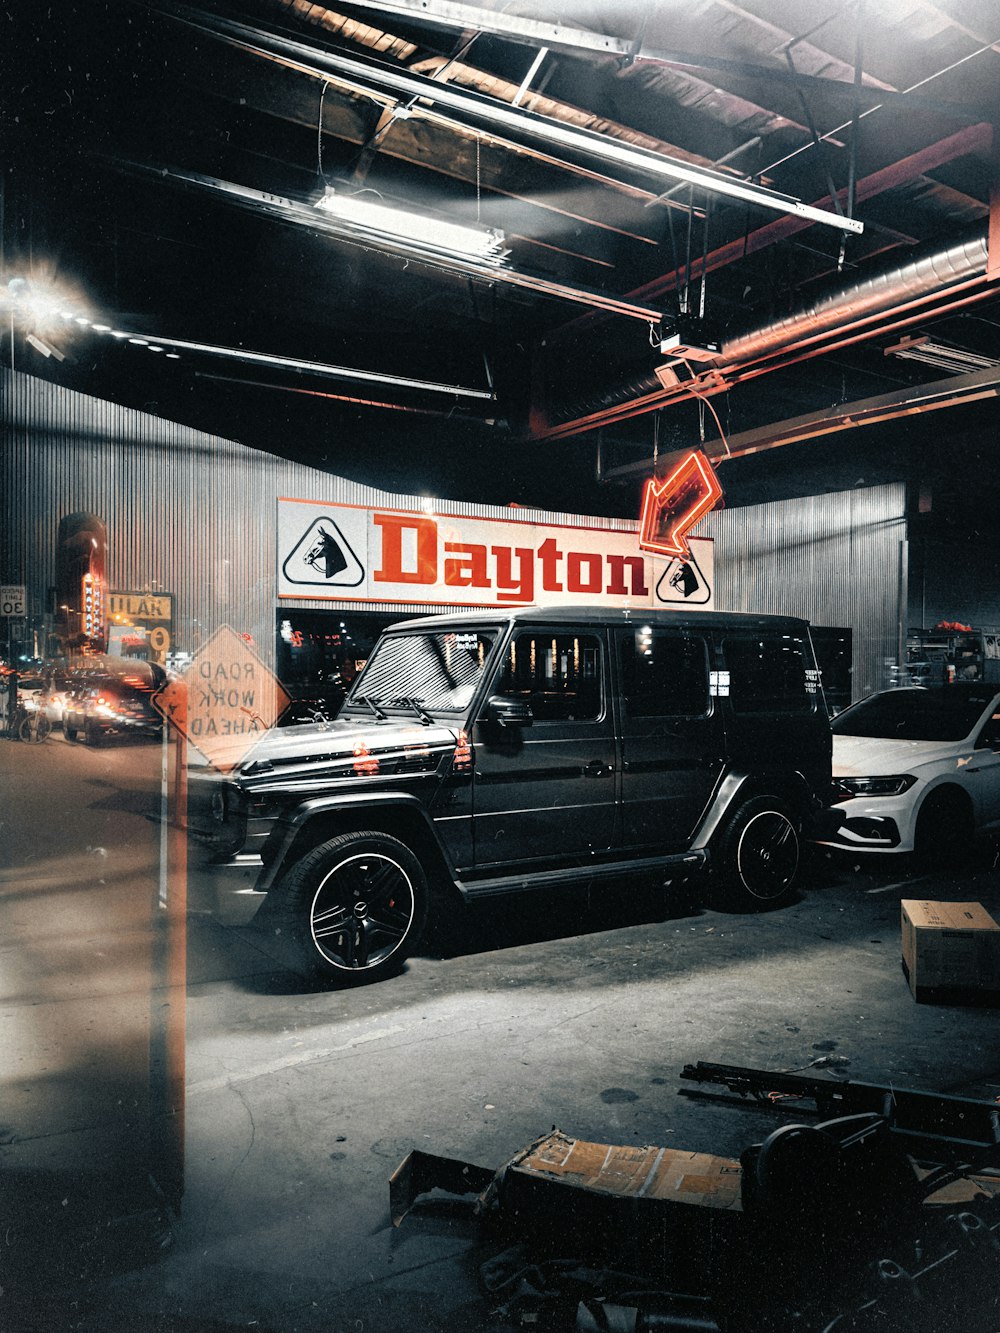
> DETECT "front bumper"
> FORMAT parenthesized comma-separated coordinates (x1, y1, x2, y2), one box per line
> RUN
(813, 796, 910, 853)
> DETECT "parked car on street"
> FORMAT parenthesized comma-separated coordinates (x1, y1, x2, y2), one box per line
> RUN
(42, 672, 73, 726)
(817, 684, 1000, 857)
(188, 607, 833, 985)
(63, 663, 165, 744)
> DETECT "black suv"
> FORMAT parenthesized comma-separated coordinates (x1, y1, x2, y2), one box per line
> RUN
(190, 607, 832, 984)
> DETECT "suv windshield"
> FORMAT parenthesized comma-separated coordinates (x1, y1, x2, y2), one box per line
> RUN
(832, 687, 997, 742)
(345, 630, 496, 715)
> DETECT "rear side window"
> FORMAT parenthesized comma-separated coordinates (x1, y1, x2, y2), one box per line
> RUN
(724, 635, 815, 715)
(496, 631, 603, 722)
(621, 630, 709, 718)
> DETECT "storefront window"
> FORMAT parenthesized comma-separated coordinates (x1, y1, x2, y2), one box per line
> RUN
(275, 610, 399, 720)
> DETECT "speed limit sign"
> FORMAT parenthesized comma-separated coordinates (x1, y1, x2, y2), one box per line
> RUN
(0, 586, 26, 617)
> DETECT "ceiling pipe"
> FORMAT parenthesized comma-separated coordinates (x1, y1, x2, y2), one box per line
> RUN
(536, 229, 991, 438)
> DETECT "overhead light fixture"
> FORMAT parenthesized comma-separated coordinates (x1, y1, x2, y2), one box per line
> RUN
(25, 332, 66, 361)
(314, 188, 508, 262)
(136, 165, 664, 322)
(88, 322, 494, 400)
(885, 334, 1000, 376)
(177, 9, 864, 237)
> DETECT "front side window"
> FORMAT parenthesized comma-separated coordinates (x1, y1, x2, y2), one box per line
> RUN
(725, 635, 813, 715)
(495, 631, 603, 722)
(621, 630, 709, 718)
(346, 630, 496, 714)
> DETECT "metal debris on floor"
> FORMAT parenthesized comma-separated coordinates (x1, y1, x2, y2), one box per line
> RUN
(391, 1064, 1000, 1331)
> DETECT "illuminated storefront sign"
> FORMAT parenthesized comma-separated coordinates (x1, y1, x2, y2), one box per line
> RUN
(108, 590, 174, 663)
(277, 499, 714, 610)
(638, 450, 723, 560)
(82, 571, 107, 645)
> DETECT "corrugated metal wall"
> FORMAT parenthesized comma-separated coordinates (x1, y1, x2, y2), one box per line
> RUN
(1, 370, 638, 671)
(698, 484, 907, 699)
(2, 369, 905, 699)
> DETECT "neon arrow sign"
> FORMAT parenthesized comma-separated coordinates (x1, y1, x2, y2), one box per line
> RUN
(638, 450, 723, 559)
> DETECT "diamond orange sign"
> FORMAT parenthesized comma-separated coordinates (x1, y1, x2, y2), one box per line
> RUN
(154, 625, 290, 771)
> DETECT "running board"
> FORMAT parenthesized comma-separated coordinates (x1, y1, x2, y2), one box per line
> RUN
(456, 850, 708, 900)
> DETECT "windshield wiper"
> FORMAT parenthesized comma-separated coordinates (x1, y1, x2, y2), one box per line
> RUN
(388, 696, 434, 726)
(352, 694, 387, 721)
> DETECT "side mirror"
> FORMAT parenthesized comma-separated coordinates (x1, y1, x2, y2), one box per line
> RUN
(484, 695, 533, 728)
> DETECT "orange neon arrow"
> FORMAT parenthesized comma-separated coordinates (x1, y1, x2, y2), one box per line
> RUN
(638, 450, 723, 559)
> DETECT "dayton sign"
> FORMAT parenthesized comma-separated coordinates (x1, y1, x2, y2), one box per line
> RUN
(278, 498, 713, 610)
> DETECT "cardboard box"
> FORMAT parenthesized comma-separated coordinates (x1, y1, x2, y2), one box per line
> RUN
(901, 900, 1000, 1004)
(495, 1130, 743, 1286)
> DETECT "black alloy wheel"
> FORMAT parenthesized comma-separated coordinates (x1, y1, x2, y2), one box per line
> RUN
(273, 831, 429, 985)
(712, 796, 800, 910)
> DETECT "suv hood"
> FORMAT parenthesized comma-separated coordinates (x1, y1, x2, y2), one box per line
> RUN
(831, 733, 965, 776)
(230, 714, 459, 781)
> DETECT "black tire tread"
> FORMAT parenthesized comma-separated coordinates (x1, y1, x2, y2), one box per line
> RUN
(710, 795, 800, 912)
(266, 830, 428, 985)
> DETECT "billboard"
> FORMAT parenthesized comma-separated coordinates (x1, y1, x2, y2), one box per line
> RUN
(278, 499, 713, 611)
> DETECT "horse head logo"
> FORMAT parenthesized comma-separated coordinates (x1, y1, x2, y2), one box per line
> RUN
(303, 526, 348, 580)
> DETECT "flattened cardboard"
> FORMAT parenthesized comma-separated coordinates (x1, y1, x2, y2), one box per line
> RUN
(901, 900, 1000, 1004)
(495, 1131, 743, 1285)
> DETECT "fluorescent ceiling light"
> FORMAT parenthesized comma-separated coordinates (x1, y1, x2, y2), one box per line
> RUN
(138, 165, 665, 322)
(885, 335, 1000, 376)
(88, 322, 495, 400)
(182, 9, 864, 237)
(314, 189, 507, 261)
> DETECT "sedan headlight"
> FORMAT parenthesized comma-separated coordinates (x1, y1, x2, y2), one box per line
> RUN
(834, 774, 916, 799)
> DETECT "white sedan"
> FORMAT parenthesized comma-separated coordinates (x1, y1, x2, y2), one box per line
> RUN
(818, 685, 1000, 856)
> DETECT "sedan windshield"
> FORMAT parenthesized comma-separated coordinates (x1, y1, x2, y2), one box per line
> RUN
(346, 630, 496, 715)
(832, 686, 998, 742)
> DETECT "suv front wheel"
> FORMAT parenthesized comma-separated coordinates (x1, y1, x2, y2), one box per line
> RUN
(272, 831, 429, 985)
(711, 796, 800, 910)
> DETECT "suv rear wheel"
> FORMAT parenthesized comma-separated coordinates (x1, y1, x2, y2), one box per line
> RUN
(711, 796, 800, 910)
(272, 831, 429, 985)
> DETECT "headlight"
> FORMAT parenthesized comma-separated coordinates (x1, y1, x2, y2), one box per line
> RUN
(834, 775, 916, 799)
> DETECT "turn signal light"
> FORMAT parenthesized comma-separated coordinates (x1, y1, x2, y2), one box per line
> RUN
(452, 729, 473, 771)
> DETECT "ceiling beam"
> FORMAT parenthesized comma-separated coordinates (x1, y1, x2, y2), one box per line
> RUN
(547, 121, 994, 348)
(164, 6, 862, 234)
(601, 364, 1000, 479)
(324, 0, 992, 119)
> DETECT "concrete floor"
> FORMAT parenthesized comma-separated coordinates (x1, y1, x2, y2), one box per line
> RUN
(3, 735, 1000, 1331)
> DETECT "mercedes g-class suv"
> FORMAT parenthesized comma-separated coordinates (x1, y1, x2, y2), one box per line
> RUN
(190, 607, 832, 984)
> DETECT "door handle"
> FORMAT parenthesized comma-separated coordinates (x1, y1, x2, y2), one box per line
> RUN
(584, 760, 613, 778)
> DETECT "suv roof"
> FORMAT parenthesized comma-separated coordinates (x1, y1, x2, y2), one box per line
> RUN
(388, 605, 812, 633)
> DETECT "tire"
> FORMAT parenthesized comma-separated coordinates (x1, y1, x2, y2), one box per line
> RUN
(64, 724, 78, 742)
(711, 796, 800, 910)
(269, 831, 429, 985)
(914, 788, 974, 866)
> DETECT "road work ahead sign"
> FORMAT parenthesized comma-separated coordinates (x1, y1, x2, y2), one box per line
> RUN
(155, 625, 289, 771)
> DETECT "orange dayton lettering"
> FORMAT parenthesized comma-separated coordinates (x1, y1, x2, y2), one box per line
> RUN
(373, 513, 438, 584)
